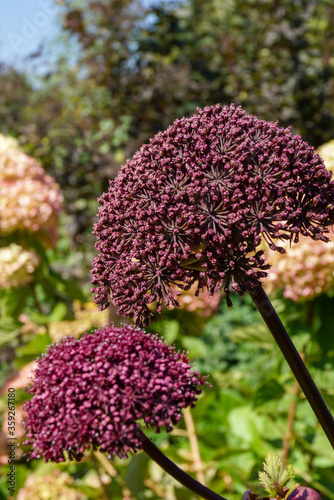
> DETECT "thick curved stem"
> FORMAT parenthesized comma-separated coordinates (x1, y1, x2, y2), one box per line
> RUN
(138, 430, 227, 500)
(248, 286, 334, 450)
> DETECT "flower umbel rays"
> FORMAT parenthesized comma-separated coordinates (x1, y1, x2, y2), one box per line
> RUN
(22, 324, 207, 462)
(91, 103, 334, 325)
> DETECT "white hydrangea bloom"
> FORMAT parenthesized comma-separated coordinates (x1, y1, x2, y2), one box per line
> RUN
(0, 244, 40, 288)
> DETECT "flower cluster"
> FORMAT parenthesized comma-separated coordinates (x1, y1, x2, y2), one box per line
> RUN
(23, 324, 206, 462)
(0, 134, 62, 247)
(264, 230, 334, 302)
(17, 470, 84, 500)
(91, 104, 334, 325)
(0, 244, 40, 289)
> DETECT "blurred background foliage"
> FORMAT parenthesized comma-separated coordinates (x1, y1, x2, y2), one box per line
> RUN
(1, 0, 334, 498)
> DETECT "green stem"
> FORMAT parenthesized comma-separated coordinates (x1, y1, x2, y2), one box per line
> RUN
(90, 452, 110, 500)
(139, 430, 227, 500)
(248, 286, 334, 450)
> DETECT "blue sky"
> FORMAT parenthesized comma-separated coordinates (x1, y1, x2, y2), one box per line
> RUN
(0, 0, 167, 72)
(0, 0, 62, 68)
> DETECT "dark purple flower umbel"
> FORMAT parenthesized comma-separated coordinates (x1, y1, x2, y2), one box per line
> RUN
(91, 103, 334, 325)
(22, 324, 206, 462)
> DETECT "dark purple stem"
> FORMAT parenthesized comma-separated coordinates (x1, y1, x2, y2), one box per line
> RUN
(138, 430, 227, 500)
(248, 286, 334, 450)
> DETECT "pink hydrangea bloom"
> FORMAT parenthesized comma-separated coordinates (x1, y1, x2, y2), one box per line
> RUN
(264, 230, 334, 301)
(0, 135, 62, 247)
(91, 104, 334, 325)
(23, 324, 207, 462)
(174, 283, 221, 317)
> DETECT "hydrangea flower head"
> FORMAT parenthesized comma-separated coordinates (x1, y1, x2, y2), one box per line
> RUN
(264, 229, 334, 301)
(0, 134, 62, 247)
(91, 104, 334, 325)
(17, 470, 84, 500)
(0, 243, 40, 289)
(23, 324, 206, 462)
(176, 283, 222, 318)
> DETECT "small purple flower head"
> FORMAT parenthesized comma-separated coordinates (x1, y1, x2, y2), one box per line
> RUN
(91, 103, 334, 325)
(22, 324, 206, 462)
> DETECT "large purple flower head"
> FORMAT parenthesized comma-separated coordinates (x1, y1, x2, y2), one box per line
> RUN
(22, 324, 206, 462)
(91, 103, 334, 325)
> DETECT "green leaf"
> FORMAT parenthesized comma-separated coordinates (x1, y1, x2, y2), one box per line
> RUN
(263, 454, 295, 486)
(0, 328, 21, 346)
(152, 319, 180, 343)
(99, 118, 114, 132)
(218, 451, 257, 479)
(182, 336, 208, 357)
(247, 482, 269, 498)
(124, 453, 149, 496)
(249, 454, 296, 497)
(0, 287, 30, 318)
(229, 324, 274, 349)
(16, 332, 52, 357)
(254, 380, 285, 408)
(30, 303, 67, 325)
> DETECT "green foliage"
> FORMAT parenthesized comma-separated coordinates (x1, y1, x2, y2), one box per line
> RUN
(248, 454, 298, 499)
(1, 1, 334, 498)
